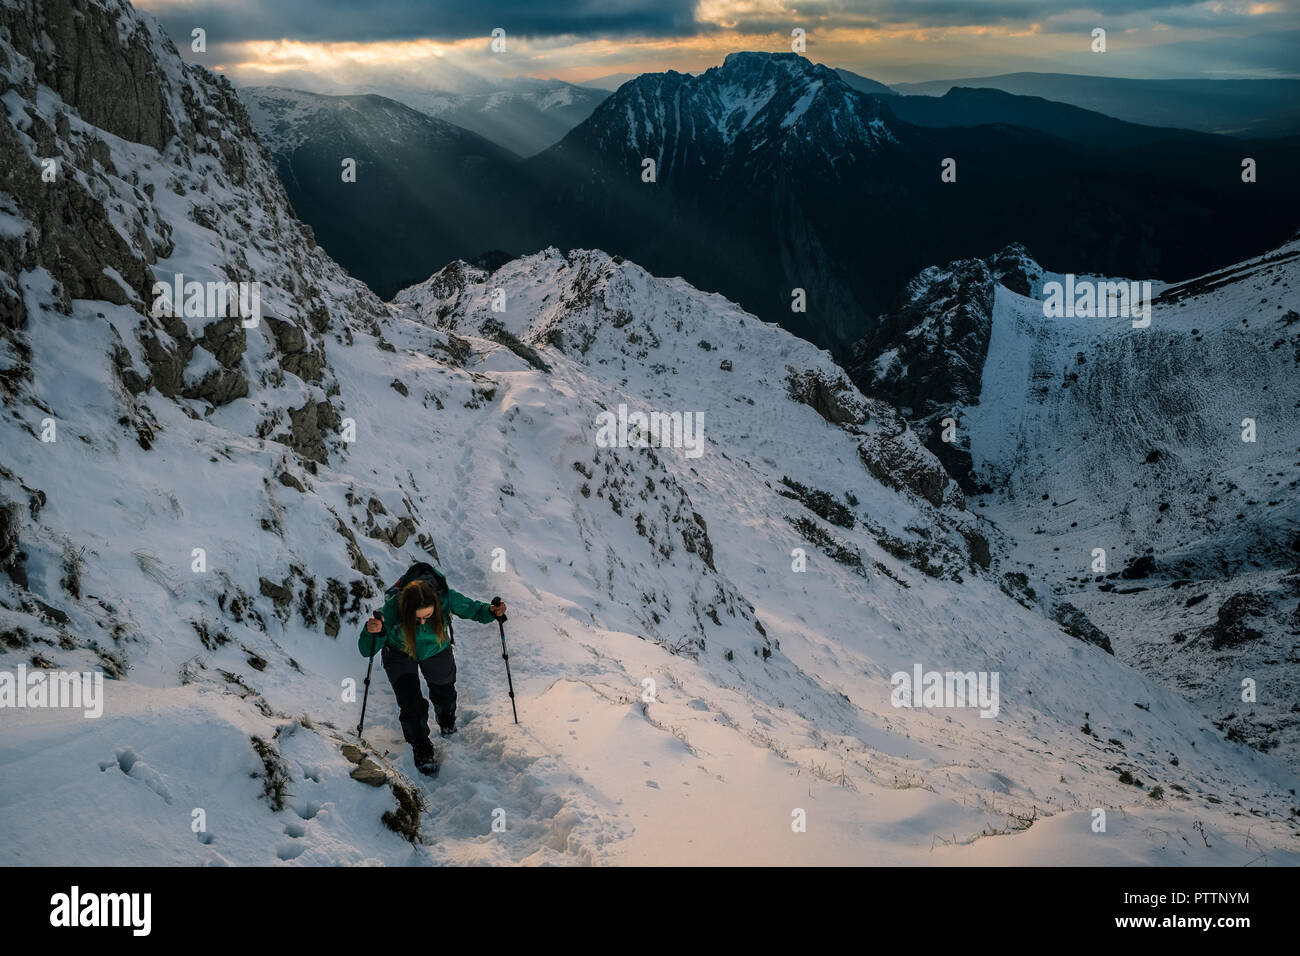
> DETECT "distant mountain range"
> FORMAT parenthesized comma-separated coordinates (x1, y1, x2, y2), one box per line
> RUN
(243, 53, 1300, 348)
(877, 87, 1229, 147)
(891, 73, 1300, 138)
(517, 53, 1300, 346)
(240, 88, 520, 297)
(578, 73, 641, 91)
(354, 79, 610, 157)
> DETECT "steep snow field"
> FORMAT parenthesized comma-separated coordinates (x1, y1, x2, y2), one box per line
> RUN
(6, 245, 1299, 865)
(1, 0, 1296, 866)
(964, 242, 1300, 772)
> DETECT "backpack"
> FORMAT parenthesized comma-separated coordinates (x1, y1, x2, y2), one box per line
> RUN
(382, 561, 455, 646)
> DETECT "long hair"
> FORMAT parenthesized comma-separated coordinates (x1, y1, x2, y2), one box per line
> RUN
(398, 580, 446, 658)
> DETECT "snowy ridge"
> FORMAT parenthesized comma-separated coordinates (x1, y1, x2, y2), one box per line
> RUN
(239, 87, 484, 157)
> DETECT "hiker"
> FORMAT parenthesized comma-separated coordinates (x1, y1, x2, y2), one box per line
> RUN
(358, 563, 506, 773)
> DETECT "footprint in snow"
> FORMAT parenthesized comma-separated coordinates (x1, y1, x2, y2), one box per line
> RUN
(276, 842, 305, 861)
(290, 800, 322, 820)
(99, 747, 174, 804)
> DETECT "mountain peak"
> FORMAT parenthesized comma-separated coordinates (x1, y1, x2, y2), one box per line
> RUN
(719, 50, 814, 70)
(714, 51, 841, 85)
(567, 49, 894, 173)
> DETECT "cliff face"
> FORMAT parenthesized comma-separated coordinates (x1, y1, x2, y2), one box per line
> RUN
(3, 0, 174, 149)
(0, 0, 385, 447)
(844, 245, 1041, 492)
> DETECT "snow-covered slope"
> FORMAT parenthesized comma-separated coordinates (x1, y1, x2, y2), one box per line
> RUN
(1, 0, 1297, 866)
(239, 86, 517, 161)
(849, 236, 1300, 774)
(964, 241, 1300, 772)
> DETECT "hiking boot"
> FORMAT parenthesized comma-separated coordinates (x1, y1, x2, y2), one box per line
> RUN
(434, 703, 456, 737)
(412, 737, 439, 775)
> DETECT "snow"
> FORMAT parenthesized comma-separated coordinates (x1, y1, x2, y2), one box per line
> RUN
(872, 347, 901, 381)
(781, 81, 823, 129)
(1, 1, 1296, 867)
(962, 243, 1300, 774)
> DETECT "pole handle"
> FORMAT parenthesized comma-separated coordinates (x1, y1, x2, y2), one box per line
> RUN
(491, 596, 508, 623)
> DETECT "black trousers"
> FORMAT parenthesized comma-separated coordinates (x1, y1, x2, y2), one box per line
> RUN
(381, 644, 456, 743)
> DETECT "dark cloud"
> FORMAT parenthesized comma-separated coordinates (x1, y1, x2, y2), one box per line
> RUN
(144, 0, 1300, 45)
(144, 0, 703, 44)
(713, 0, 1234, 33)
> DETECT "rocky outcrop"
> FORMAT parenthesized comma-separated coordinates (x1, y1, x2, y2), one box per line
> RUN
(1204, 592, 1271, 649)
(857, 423, 964, 511)
(844, 245, 1040, 491)
(784, 367, 869, 426)
(265, 315, 326, 383)
(785, 366, 965, 510)
(1051, 602, 1115, 655)
(1, 0, 174, 150)
(0, 498, 24, 585)
(277, 400, 341, 465)
(0, 0, 376, 463)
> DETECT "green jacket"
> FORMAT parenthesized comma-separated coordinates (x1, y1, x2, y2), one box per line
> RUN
(357, 577, 496, 660)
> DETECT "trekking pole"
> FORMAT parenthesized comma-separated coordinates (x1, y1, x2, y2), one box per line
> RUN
(491, 597, 518, 724)
(357, 613, 383, 737)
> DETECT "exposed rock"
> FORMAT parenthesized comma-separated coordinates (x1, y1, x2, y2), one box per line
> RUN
(1121, 555, 1158, 580)
(183, 365, 248, 406)
(258, 577, 293, 606)
(1051, 602, 1115, 655)
(681, 511, 715, 572)
(277, 399, 340, 464)
(277, 471, 306, 493)
(387, 517, 417, 548)
(334, 517, 376, 577)
(857, 424, 964, 510)
(199, 317, 247, 368)
(4, 0, 173, 150)
(340, 744, 387, 787)
(844, 245, 1040, 491)
(785, 367, 868, 426)
(1205, 592, 1270, 649)
(961, 528, 991, 569)
(32, 600, 70, 625)
(0, 498, 23, 583)
(265, 315, 325, 382)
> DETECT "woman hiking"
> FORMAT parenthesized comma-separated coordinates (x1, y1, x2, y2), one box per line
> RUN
(358, 562, 506, 774)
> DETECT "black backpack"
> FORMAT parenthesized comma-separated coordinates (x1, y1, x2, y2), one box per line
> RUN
(381, 562, 455, 646)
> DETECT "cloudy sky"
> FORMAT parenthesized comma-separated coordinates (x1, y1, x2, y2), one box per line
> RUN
(135, 0, 1300, 90)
